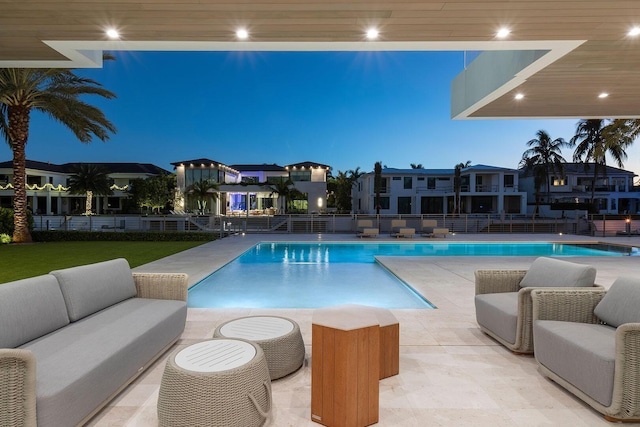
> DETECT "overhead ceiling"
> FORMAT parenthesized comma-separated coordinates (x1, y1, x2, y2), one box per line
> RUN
(1, 0, 639, 119)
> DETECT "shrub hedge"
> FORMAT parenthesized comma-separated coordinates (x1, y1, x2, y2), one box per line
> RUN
(0, 207, 34, 235)
(31, 230, 218, 242)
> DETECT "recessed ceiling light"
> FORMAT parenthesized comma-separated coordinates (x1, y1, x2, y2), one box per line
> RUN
(366, 28, 379, 40)
(236, 29, 249, 40)
(514, 93, 524, 100)
(496, 28, 510, 38)
(629, 27, 640, 36)
(106, 28, 120, 39)
(598, 92, 609, 99)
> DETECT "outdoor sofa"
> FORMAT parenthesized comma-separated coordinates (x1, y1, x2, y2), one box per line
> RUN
(474, 257, 600, 354)
(0, 258, 188, 427)
(532, 277, 640, 422)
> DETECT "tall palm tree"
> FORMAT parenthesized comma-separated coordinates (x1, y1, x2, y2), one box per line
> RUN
(521, 130, 567, 204)
(0, 68, 116, 242)
(518, 157, 547, 218)
(570, 119, 629, 204)
(453, 161, 471, 215)
(186, 179, 219, 214)
(67, 163, 113, 215)
(373, 162, 382, 215)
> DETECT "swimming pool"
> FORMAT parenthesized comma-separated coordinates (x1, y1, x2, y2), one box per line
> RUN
(187, 242, 633, 309)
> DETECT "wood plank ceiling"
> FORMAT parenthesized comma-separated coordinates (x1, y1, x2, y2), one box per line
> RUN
(1, 0, 640, 118)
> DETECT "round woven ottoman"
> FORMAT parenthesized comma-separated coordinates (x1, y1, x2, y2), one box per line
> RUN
(157, 338, 272, 427)
(213, 316, 305, 380)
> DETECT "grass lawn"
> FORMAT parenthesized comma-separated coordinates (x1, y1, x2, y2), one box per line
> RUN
(0, 241, 207, 283)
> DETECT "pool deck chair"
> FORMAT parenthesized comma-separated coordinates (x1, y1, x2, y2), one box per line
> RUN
(356, 219, 379, 238)
(420, 219, 437, 236)
(474, 257, 601, 354)
(390, 219, 405, 236)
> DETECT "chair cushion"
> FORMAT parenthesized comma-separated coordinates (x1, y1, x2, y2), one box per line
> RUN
(20, 297, 187, 427)
(0, 275, 69, 348)
(474, 292, 519, 344)
(51, 258, 137, 322)
(594, 276, 640, 327)
(533, 320, 616, 407)
(519, 257, 596, 288)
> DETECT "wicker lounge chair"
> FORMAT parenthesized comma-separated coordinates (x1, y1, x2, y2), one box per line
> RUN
(532, 277, 640, 422)
(474, 257, 601, 354)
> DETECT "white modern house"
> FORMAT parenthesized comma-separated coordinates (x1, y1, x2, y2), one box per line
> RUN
(0, 160, 169, 215)
(519, 163, 640, 215)
(171, 159, 330, 215)
(352, 165, 527, 215)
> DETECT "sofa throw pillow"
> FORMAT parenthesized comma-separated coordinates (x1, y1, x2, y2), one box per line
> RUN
(594, 277, 640, 327)
(51, 258, 137, 322)
(519, 257, 596, 288)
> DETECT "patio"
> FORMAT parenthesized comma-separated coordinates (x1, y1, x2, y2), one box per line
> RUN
(89, 233, 640, 426)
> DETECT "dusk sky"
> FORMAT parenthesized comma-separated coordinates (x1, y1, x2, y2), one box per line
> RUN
(3, 50, 639, 178)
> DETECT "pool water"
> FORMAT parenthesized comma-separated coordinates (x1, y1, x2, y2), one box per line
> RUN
(187, 242, 628, 309)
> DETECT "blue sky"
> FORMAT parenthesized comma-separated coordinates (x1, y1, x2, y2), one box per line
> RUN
(2, 50, 638, 177)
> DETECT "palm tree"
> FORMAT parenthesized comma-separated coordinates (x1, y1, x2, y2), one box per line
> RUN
(570, 119, 629, 204)
(453, 161, 471, 215)
(521, 130, 568, 204)
(67, 164, 113, 215)
(186, 179, 219, 214)
(373, 162, 382, 215)
(0, 68, 116, 242)
(410, 163, 424, 169)
(269, 177, 296, 213)
(518, 157, 547, 218)
(604, 119, 640, 143)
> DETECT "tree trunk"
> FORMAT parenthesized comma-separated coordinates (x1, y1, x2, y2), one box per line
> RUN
(8, 105, 32, 243)
(85, 190, 93, 215)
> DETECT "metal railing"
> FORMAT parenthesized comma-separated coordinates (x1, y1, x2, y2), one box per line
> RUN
(32, 212, 596, 236)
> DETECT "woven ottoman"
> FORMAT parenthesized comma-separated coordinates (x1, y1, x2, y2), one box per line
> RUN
(157, 338, 272, 427)
(214, 315, 305, 380)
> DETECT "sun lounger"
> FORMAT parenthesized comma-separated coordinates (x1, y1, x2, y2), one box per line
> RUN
(390, 219, 406, 236)
(356, 219, 379, 238)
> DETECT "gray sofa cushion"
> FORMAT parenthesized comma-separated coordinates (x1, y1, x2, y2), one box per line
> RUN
(475, 292, 519, 344)
(594, 276, 640, 327)
(534, 320, 616, 407)
(20, 297, 187, 427)
(0, 275, 69, 348)
(51, 258, 137, 321)
(519, 257, 596, 288)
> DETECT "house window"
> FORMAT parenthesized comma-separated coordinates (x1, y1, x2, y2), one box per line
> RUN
(552, 176, 565, 186)
(397, 196, 412, 214)
(427, 177, 436, 190)
(417, 177, 425, 181)
(377, 196, 390, 210)
(403, 177, 412, 189)
(26, 176, 42, 186)
(289, 171, 311, 182)
(504, 174, 514, 187)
